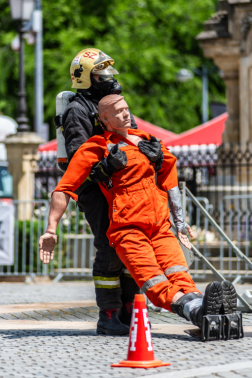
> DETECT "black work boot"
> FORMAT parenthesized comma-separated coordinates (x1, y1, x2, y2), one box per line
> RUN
(96, 309, 130, 336)
(190, 282, 223, 329)
(171, 292, 203, 320)
(118, 302, 134, 327)
(220, 280, 237, 314)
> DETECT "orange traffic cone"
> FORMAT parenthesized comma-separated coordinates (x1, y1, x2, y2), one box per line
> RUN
(111, 294, 171, 368)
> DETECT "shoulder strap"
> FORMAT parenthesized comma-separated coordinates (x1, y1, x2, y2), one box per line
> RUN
(54, 93, 97, 129)
(76, 93, 97, 122)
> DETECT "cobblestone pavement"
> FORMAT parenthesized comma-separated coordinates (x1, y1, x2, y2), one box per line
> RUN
(0, 282, 252, 378)
(0, 281, 95, 305)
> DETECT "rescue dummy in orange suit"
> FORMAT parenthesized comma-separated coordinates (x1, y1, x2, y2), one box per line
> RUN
(54, 115, 201, 312)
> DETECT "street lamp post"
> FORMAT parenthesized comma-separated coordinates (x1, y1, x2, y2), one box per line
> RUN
(6, 0, 44, 206)
(176, 65, 209, 124)
(8, 0, 34, 132)
(33, 0, 43, 138)
(201, 65, 209, 124)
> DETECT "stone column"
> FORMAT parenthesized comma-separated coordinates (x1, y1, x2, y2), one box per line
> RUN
(220, 69, 240, 143)
(198, 44, 240, 143)
(4, 132, 45, 219)
(239, 55, 252, 144)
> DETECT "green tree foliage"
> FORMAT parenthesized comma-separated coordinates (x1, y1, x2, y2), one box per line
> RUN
(0, 0, 224, 138)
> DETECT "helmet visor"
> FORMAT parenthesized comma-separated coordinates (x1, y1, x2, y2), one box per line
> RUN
(92, 64, 119, 76)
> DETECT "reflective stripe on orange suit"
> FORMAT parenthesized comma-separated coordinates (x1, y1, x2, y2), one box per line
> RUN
(53, 129, 201, 311)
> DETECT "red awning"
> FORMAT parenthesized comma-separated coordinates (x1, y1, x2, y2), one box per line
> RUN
(166, 113, 228, 147)
(133, 116, 178, 143)
(38, 139, 57, 152)
(38, 115, 178, 152)
(38, 113, 228, 152)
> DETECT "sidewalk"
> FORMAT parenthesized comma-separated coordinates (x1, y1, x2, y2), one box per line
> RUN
(0, 282, 252, 378)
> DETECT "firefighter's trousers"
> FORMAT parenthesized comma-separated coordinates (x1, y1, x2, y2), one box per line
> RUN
(113, 221, 200, 312)
(76, 181, 139, 310)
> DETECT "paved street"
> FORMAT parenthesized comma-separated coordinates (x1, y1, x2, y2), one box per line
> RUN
(0, 282, 252, 378)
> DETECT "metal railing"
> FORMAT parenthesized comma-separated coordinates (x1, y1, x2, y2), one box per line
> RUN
(0, 199, 95, 280)
(173, 142, 252, 229)
(187, 191, 252, 281)
(187, 196, 211, 278)
(220, 194, 252, 278)
(184, 186, 252, 312)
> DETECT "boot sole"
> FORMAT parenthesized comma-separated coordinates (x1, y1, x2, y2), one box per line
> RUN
(221, 280, 237, 314)
(96, 327, 129, 336)
(204, 281, 223, 315)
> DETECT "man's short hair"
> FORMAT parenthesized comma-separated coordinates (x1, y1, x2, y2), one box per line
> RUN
(98, 94, 125, 122)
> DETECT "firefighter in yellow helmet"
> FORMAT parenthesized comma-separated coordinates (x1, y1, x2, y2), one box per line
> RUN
(63, 48, 139, 335)
(70, 48, 122, 95)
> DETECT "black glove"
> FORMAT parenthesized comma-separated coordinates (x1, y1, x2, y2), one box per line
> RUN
(89, 144, 127, 188)
(101, 144, 127, 175)
(89, 162, 108, 184)
(138, 136, 164, 172)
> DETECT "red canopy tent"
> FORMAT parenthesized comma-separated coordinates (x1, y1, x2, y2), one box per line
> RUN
(165, 113, 228, 147)
(133, 116, 178, 143)
(38, 116, 178, 152)
(38, 113, 228, 152)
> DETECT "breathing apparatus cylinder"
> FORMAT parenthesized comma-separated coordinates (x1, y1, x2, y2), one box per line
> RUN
(55, 91, 75, 172)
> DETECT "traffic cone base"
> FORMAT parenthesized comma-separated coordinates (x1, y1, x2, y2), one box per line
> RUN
(111, 294, 171, 369)
(111, 359, 171, 368)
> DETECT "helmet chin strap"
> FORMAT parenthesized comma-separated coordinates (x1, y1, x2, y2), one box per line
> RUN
(90, 74, 122, 96)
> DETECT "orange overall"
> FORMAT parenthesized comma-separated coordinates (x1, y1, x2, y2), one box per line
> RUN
(54, 129, 200, 311)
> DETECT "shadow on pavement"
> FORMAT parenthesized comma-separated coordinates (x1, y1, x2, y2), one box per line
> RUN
(0, 329, 201, 342)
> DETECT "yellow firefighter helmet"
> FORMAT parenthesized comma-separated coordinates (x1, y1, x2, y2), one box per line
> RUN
(70, 48, 119, 89)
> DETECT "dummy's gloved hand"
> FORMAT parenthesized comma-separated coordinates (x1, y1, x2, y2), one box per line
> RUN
(89, 144, 127, 186)
(101, 144, 127, 176)
(138, 136, 164, 172)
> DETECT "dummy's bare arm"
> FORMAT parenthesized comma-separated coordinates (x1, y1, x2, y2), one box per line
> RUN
(39, 192, 70, 264)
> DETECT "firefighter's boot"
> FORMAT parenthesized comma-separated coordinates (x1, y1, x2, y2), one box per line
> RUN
(118, 302, 133, 326)
(96, 309, 130, 336)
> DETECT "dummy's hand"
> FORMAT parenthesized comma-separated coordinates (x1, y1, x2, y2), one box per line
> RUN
(178, 225, 193, 250)
(39, 233, 57, 264)
(89, 144, 127, 187)
(138, 136, 164, 171)
(107, 144, 127, 171)
(100, 144, 127, 176)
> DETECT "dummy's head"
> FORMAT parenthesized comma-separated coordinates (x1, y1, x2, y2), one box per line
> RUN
(98, 95, 131, 132)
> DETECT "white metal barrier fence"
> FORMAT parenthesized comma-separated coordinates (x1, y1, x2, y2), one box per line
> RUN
(187, 190, 252, 283)
(0, 200, 95, 280)
(2, 189, 252, 286)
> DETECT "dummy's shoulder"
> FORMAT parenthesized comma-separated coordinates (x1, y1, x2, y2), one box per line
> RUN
(78, 134, 106, 149)
(89, 134, 106, 143)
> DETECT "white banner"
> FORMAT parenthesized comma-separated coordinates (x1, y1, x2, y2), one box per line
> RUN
(0, 205, 14, 265)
